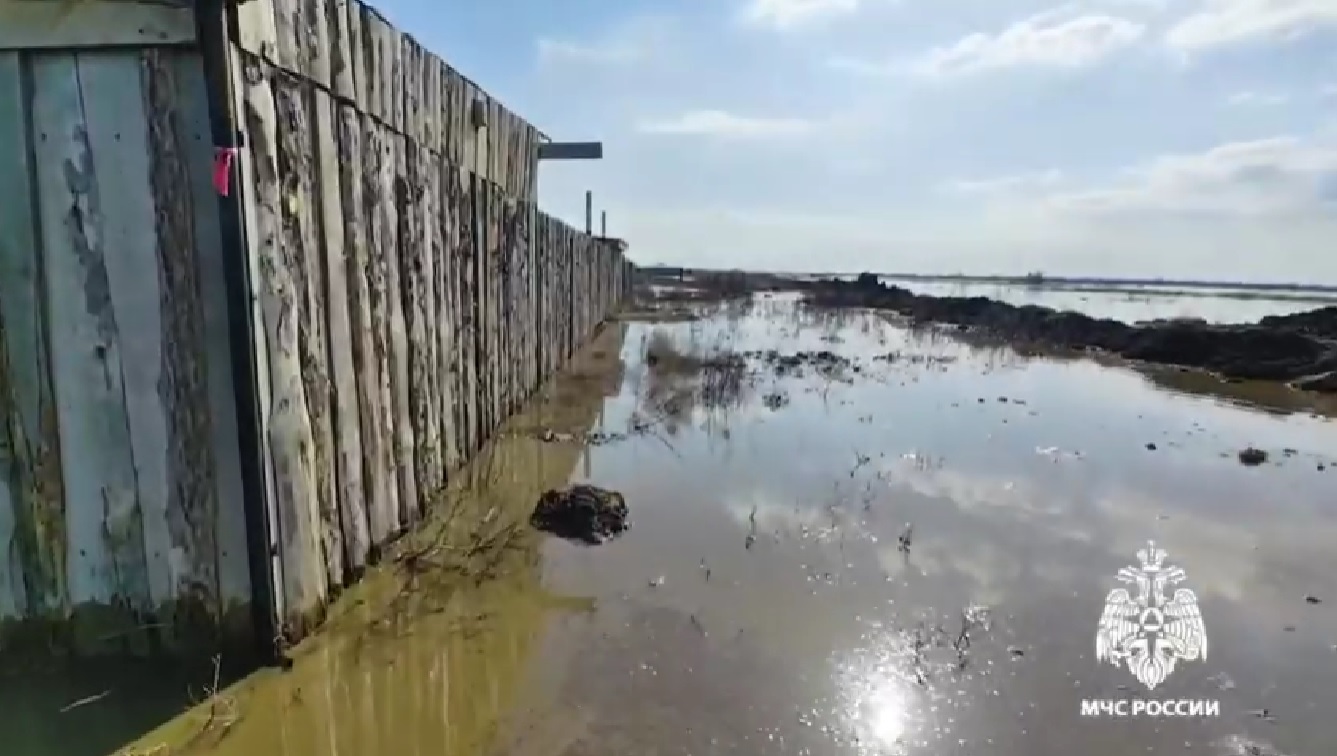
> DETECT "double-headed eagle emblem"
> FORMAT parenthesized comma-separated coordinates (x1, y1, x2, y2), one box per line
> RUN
(1095, 542, 1207, 690)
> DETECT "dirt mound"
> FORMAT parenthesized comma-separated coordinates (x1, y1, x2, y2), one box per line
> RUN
(804, 275, 1337, 391)
(531, 484, 630, 545)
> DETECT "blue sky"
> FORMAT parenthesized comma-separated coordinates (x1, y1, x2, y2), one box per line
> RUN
(372, 0, 1337, 282)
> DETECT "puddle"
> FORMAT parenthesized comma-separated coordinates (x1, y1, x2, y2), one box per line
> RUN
(82, 295, 1337, 755)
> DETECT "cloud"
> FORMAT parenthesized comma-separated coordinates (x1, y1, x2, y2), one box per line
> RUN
(536, 37, 645, 65)
(636, 109, 817, 138)
(1226, 89, 1289, 106)
(943, 170, 1067, 195)
(1165, 0, 1337, 51)
(740, 0, 865, 30)
(1047, 136, 1337, 217)
(910, 8, 1146, 76)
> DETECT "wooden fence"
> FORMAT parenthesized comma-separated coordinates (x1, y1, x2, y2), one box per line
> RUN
(0, 0, 635, 657)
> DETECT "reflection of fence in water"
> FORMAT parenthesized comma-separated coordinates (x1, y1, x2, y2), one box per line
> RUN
(115, 326, 627, 756)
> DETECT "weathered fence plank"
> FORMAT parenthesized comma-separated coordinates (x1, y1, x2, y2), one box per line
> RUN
(142, 49, 247, 638)
(459, 169, 479, 457)
(274, 69, 344, 589)
(328, 0, 354, 102)
(362, 117, 400, 538)
(239, 55, 328, 634)
(437, 158, 460, 474)
(417, 140, 444, 490)
(0, 52, 68, 623)
(401, 138, 439, 506)
(31, 53, 153, 647)
(387, 133, 418, 526)
(314, 90, 370, 575)
(342, 108, 391, 550)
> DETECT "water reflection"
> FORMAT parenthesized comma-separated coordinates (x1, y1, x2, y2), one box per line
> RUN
(535, 293, 1337, 756)
(110, 326, 629, 756)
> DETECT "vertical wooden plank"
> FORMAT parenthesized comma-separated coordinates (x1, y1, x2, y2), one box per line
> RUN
(345, 0, 365, 110)
(341, 107, 390, 551)
(362, 117, 399, 538)
(419, 141, 443, 488)
(401, 37, 420, 145)
(423, 51, 440, 156)
(0, 51, 68, 621)
(401, 139, 439, 498)
(316, 91, 370, 573)
(169, 49, 252, 619)
(270, 0, 300, 75)
(238, 53, 327, 632)
(436, 158, 459, 473)
(31, 53, 151, 640)
(491, 185, 504, 426)
(229, 46, 286, 624)
(488, 98, 501, 189)
(387, 133, 417, 524)
(274, 70, 344, 588)
(443, 65, 459, 167)
(457, 167, 478, 457)
(476, 179, 493, 438)
(496, 109, 510, 197)
(141, 48, 234, 634)
(309, 0, 332, 89)
(383, 18, 402, 133)
(505, 197, 519, 413)
(328, 0, 354, 101)
(236, 0, 281, 64)
(461, 82, 477, 176)
(357, 3, 381, 122)
(536, 215, 547, 380)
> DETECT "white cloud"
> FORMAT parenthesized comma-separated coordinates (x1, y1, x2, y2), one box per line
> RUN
(944, 170, 1066, 195)
(1226, 89, 1290, 106)
(740, 0, 864, 30)
(1047, 136, 1337, 217)
(636, 109, 817, 138)
(536, 37, 645, 64)
(910, 8, 1146, 76)
(1165, 0, 1337, 51)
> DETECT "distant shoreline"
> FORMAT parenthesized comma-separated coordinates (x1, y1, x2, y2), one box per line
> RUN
(876, 273, 1337, 295)
(636, 267, 1337, 295)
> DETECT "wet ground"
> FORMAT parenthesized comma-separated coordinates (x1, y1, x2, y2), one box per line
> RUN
(43, 289, 1337, 755)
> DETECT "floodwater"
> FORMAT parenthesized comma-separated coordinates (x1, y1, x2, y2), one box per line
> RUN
(46, 290, 1337, 755)
(896, 280, 1337, 324)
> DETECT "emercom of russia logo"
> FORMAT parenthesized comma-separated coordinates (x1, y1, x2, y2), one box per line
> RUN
(1080, 542, 1220, 718)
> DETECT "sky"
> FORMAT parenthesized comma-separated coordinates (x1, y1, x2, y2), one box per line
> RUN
(371, 0, 1337, 283)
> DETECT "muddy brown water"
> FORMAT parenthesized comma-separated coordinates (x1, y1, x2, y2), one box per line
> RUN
(17, 292, 1337, 756)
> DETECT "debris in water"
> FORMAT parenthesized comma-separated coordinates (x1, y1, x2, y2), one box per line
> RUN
(1238, 447, 1269, 466)
(898, 524, 913, 554)
(649, 576, 665, 588)
(1036, 446, 1083, 462)
(530, 484, 630, 545)
(1145, 442, 1157, 451)
(1306, 595, 1321, 604)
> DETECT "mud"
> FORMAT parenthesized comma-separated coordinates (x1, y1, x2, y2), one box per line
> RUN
(530, 485, 630, 545)
(802, 274, 1337, 390)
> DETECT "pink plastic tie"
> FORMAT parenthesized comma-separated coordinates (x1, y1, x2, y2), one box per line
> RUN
(213, 146, 240, 196)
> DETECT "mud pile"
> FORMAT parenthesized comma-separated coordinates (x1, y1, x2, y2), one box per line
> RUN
(531, 484, 630, 545)
(805, 274, 1337, 391)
